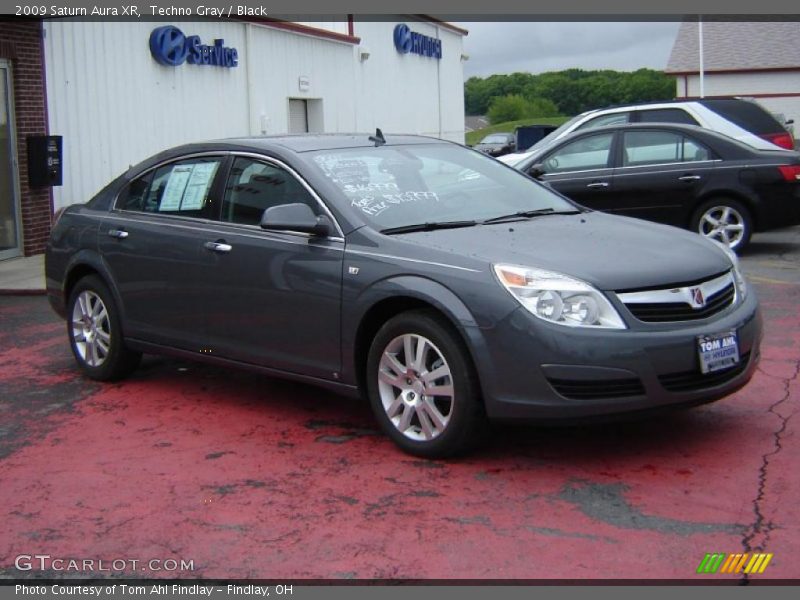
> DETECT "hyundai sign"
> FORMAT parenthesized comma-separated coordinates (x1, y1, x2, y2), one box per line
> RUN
(149, 26, 238, 68)
(393, 24, 442, 59)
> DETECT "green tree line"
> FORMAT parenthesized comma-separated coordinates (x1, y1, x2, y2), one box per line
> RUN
(466, 69, 676, 123)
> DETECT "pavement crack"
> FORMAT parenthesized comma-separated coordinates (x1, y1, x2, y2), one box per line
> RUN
(740, 358, 800, 583)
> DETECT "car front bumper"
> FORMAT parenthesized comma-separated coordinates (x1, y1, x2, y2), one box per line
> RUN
(465, 289, 762, 421)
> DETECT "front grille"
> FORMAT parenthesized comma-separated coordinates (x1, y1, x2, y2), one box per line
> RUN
(658, 351, 751, 393)
(547, 377, 645, 400)
(624, 282, 735, 323)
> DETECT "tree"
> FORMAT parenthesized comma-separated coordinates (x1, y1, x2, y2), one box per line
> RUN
(466, 69, 675, 117)
(487, 95, 560, 124)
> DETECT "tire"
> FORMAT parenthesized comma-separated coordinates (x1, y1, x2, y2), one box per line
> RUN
(690, 198, 753, 253)
(66, 275, 141, 381)
(366, 310, 485, 458)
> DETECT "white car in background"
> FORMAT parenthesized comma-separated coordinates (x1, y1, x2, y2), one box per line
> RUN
(499, 98, 795, 167)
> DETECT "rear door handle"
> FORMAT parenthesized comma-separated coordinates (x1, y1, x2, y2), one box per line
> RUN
(107, 229, 129, 239)
(204, 241, 232, 253)
(586, 182, 609, 188)
(678, 175, 701, 181)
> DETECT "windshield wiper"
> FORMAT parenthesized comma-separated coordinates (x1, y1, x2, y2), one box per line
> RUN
(380, 220, 478, 235)
(482, 208, 581, 225)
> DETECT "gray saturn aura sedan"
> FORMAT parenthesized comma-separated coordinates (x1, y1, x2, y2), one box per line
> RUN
(46, 133, 762, 457)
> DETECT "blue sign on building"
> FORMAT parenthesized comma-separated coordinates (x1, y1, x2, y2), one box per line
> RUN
(393, 24, 442, 59)
(149, 26, 238, 68)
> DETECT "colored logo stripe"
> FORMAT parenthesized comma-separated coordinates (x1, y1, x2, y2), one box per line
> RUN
(698, 553, 773, 574)
(697, 553, 726, 573)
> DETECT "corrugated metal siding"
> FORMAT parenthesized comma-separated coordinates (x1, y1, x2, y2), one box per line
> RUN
(352, 19, 466, 143)
(45, 20, 250, 208)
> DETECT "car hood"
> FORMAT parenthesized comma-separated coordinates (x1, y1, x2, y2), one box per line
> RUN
(392, 211, 731, 291)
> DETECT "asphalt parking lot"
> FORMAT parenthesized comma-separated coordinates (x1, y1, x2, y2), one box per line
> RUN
(0, 227, 798, 581)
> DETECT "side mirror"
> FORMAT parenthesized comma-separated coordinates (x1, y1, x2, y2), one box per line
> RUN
(528, 163, 546, 179)
(260, 203, 332, 236)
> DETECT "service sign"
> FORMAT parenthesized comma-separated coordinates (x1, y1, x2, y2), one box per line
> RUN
(149, 26, 238, 68)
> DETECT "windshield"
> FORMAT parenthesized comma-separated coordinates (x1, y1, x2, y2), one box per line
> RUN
(308, 143, 576, 230)
(480, 133, 511, 144)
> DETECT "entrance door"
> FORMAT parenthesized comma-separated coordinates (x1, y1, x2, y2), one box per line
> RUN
(0, 59, 22, 260)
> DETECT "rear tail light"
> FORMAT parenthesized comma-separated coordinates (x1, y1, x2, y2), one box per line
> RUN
(762, 132, 795, 150)
(778, 165, 800, 182)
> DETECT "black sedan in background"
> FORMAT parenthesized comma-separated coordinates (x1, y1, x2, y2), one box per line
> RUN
(473, 132, 516, 157)
(506, 123, 800, 251)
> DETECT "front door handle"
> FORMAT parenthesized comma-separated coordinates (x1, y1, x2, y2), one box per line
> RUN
(204, 241, 232, 253)
(586, 182, 609, 188)
(678, 175, 701, 181)
(107, 229, 129, 239)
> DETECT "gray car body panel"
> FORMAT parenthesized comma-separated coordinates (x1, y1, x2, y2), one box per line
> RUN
(46, 135, 762, 420)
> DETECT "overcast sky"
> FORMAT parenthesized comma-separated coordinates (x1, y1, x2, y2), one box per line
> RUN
(457, 22, 682, 79)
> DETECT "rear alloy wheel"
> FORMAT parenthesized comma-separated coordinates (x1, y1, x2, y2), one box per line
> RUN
(67, 275, 141, 381)
(691, 198, 752, 252)
(366, 310, 485, 457)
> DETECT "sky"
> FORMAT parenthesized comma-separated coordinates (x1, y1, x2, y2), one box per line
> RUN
(456, 22, 683, 79)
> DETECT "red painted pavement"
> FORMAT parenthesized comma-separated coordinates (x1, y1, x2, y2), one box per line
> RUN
(0, 281, 797, 581)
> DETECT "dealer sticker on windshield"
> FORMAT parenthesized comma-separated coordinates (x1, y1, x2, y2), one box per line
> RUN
(697, 330, 740, 374)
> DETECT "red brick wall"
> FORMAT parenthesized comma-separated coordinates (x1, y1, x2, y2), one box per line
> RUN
(0, 19, 51, 256)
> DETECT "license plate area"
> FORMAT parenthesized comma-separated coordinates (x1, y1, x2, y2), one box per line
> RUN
(697, 330, 740, 374)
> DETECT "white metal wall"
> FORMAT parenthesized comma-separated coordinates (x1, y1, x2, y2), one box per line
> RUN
(352, 19, 466, 143)
(44, 19, 466, 209)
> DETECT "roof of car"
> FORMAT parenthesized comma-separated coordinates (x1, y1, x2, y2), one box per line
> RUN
(215, 133, 447, 153)
(582, 99, 704, 115)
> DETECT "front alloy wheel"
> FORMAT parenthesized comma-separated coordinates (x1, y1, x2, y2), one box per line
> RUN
(366, 310, 485, 457)
(377, 333, 454, 442)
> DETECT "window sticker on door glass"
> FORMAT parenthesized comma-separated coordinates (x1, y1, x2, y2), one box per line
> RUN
(159, 166, 193, 211)
(159, 162, 219, 212)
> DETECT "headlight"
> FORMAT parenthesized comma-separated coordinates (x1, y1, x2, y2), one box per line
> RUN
(713, 241, 748, 300)
(493, 265, 626, 329)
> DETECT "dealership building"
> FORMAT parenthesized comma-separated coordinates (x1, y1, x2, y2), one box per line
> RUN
(0, 16, 468, 259)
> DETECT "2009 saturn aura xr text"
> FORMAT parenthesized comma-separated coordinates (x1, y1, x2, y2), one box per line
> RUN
(46, 133, 763, 457)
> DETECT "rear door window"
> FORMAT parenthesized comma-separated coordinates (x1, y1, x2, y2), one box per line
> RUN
(622, 131, 713, 166)
(576, 112, 630, 131)
(117, 157, 222, 218)
(636, 108, 699, 125)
